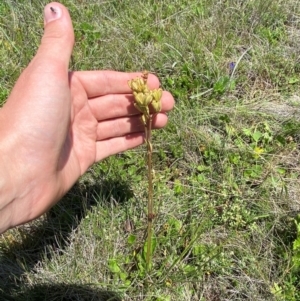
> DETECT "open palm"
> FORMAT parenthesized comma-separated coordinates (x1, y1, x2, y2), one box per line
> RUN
(0, 2, 174, 232)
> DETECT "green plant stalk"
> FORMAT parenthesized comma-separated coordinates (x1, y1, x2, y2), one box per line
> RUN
(145, 115, 154, 271)
(128, 71, 162, 272)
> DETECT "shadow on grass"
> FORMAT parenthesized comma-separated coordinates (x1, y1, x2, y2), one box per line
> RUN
(0, 178, 133, 300)
(1, 284, 122, 301)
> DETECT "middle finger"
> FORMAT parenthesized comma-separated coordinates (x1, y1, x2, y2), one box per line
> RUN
(89, 91, 174, 121)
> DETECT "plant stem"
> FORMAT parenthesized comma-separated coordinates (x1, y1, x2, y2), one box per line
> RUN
(128, 71, 161, 272)
(146, 115, 154, 271)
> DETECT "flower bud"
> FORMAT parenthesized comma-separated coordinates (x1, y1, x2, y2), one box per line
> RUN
(151, 99, 162, 112)
(128, 77, 147, 93)
(152, 88, 162, 102)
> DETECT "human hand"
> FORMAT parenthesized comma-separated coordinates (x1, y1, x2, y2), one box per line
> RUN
(0, 2, 174, 233)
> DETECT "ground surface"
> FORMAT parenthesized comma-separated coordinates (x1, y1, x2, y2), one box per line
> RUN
(1, 0, 300, 300)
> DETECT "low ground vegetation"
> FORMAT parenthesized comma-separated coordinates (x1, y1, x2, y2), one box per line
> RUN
(1, 0, 300, 300)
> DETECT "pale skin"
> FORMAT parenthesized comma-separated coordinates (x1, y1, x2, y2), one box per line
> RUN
(0, 2, 174, 233)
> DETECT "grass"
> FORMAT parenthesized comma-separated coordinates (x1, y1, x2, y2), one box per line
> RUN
(1, 0, 300, 300)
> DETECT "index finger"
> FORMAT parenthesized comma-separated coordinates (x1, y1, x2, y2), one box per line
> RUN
(72, 70, 160, 98)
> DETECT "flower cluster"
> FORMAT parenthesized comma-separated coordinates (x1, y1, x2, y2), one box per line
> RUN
(128, 72, 162, 125)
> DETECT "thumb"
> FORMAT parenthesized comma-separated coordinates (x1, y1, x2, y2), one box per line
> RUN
(36, 2, 74, 70)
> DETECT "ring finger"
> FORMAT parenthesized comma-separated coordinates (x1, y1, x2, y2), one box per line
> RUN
(96, 113, 169, 141)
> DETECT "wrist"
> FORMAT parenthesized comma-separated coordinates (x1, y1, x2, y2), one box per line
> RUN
(0, 109, 19, 232)
(0, 156, 16, 233)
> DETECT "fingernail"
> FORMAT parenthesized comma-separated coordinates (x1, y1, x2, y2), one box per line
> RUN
(44, 5, 62, 24)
